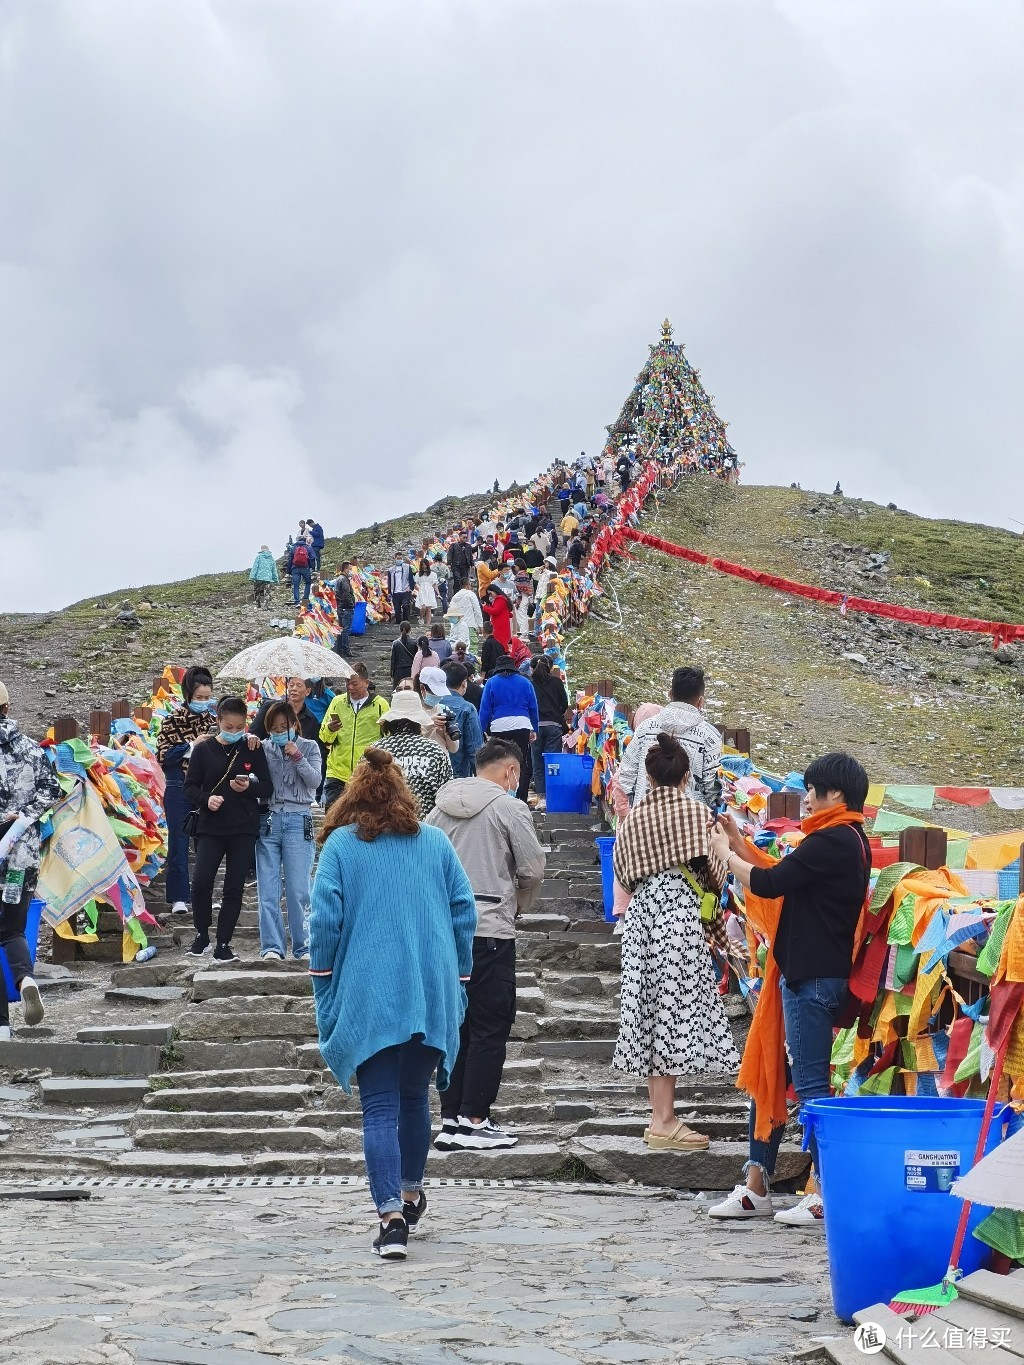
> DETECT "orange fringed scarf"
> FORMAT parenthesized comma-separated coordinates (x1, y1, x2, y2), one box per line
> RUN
(738, 805, 866, 1141)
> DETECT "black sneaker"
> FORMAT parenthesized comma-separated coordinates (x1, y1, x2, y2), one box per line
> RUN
(402, 1191, 427, 1233)
(212, 944, 240, 965)
(433, 1119, 459, 1151)
(449, 1117, 518, 1150)
(186, 936, 211, 958)
(372, 1217, 408, 1259)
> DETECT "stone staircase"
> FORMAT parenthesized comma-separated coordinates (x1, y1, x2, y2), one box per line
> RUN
(0, 617, 812, 1190)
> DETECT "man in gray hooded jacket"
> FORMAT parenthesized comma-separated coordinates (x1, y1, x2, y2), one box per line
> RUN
(426, 737, 546, 1151)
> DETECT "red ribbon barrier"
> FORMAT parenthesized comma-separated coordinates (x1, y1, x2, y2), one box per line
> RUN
(618, 528, 1024, 647)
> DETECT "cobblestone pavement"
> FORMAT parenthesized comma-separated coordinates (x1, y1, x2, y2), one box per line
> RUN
(0, 1182, 839, 1364)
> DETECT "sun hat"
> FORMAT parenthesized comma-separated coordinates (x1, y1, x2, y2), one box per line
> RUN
(544, 556, 556, 566)
(419, 667, 450, 697)
(0, 681, 9, 706)
(379, 691, 433, 727)
(494, 654, 517, 672)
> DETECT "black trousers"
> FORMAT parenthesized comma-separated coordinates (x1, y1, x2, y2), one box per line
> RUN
(191, 833, 255, 946)
(322, 778, 346, 811)
(391, 592, 411, 623)
(441, 937, 517, 1121)
(0, 872, 37, 1026)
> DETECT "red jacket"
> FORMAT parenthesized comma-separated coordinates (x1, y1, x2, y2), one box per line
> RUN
(483, 593, 513, 647)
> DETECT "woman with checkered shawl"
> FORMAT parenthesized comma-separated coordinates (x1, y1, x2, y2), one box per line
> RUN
(611, 732, 739, 1151)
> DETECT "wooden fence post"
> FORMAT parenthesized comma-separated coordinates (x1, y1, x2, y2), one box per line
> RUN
(766, 791, 802, 822)
(110, 699, 131, 721)
(88, 710, 111, 745)
(587, 679, 616, 698)
(135, 706, 153, 726)
(52, 716, 79, 743)
(898, 826, 948, 870)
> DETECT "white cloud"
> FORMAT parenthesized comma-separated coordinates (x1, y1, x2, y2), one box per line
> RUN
(1, 0, 1022, 611)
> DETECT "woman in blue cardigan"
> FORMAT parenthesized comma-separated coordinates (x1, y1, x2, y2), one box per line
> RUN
(309, 746, 476, 1260)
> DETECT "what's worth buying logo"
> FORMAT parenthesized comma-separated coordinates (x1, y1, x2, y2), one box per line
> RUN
(853, 1322, 887, 1355)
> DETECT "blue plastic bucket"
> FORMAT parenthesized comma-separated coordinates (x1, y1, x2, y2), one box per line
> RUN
(545, 754, 594, 815)
(350, 601, 368, 635)
(802, 1096, 1007, 1322)
(595, 836, 616, 921)
(1, 897, 44, 1004)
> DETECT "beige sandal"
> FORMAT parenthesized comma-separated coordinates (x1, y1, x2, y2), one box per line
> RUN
(645, 1120, 710, 1151)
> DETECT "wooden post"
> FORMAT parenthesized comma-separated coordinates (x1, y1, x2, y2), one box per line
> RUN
(135, 706, 153, 725)
(53, 716, 79, 742)
(766, 791, 802, 822)
(720, 726, 751, 754)
(110, 699, 130, 720)
(588, 678, 616, 698)
(898, 826, 948, 870)
(88, 710, 111, 745)
(152, 675, 166, 696)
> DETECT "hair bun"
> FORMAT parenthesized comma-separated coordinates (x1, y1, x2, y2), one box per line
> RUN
(363, 747, 392, 771)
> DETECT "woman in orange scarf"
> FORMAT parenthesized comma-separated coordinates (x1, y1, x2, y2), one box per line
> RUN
(708, 752, 870, 1228)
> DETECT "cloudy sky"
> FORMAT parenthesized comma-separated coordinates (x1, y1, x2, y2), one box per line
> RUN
(2, 0, 1022, 612)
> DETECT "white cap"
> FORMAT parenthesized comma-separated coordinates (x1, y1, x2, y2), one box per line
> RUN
(419, 666, 450, 696)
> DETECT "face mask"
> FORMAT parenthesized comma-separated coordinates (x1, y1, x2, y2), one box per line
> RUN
(188, 700, 213, 715)
(270, 732, 291, 747)
(219, 730, 245, 744)
(422, 694, 438, 707)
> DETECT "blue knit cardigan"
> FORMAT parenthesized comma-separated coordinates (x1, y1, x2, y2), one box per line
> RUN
(309, 825, 477, 1092)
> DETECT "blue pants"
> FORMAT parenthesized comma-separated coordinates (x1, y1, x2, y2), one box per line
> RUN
(531, 724, 562, 796)
(746, 975, 848, 1184)
(333, 607, 354, 659)
(291, 566, 312, 604)
(162, 773, 193, 905)
(256, 811, 314, 958)
(356, 1040, 442, 1216)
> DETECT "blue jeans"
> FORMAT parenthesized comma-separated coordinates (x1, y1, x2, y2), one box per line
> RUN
(333, 606, 354, 658)
(745, 975, 848, 1184)
(256, 811, 314, 958)
(531, 724, 562, 797)
(356, 1040, 443, 1216)
(291, 566, 311, 604)
(162, 773, 192, 905)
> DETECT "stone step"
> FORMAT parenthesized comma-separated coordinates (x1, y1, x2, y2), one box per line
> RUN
(535, 1015, 618, 1040)
(175, 1011, 316, 1043)
(539, 971, 620, 1000)
(192, 970, 311, 1002)
(143, 1083, 310, 1113)
(0, 1039, 163, 1077)
(516, 987, 545, 1014)
(569, 1135, 811, 1192)
(77, 1024, 174, 1047)
(147, 1066, 317, 1090)
(39, 1076, 152, 1106)
(132, 1124, 363, 1154)
(112, 1141, 566, 1179)
(511, 1039, 615, 1061)
(168, 1040, 299, 1071)
(103, 987, 188, 1006)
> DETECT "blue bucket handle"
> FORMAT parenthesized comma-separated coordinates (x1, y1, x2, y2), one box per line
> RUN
(797, 1100, 1015, 1155)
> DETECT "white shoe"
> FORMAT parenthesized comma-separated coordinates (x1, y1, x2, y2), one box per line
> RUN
(0, 1025, 11, 1043)
(708, 1184, 774, 1220)
(449, 1117, 518, 1149)
(612, 920, 623, 937)
(261, 950, 284, 961)
(774, 1192, 824, 1227)
(170, 901, 191, 915)
(19, 977, 44, 1027)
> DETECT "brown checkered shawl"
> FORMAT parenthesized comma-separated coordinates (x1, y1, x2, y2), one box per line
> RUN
(613, 785, 730, 956)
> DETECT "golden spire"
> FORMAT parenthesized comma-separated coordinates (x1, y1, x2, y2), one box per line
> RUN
(660, 318, 673, 342)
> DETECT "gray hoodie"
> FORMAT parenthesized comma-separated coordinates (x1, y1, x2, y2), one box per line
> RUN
(426, 778, 546, 938)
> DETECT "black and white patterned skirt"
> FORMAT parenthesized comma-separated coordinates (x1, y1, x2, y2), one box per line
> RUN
(612, 869, 740, 1078)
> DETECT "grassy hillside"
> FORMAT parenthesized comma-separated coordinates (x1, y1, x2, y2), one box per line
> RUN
(3, 475, 1022, 823)
(570, 478, 1023, 812)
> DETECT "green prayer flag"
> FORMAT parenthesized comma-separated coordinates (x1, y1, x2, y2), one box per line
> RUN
(872, 809, 927, 834)
(946, 839, 970, 869)
(885, 785, 936, 811)
(887, 894, 916, 946)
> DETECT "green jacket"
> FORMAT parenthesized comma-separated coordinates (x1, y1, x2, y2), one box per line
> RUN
(319, 694, 389, 783)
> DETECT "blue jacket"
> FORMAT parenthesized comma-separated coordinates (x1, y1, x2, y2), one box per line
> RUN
(309, 826, 476, 1092)
(308, 522, 325, 551)
(479, 670, 539, 735)
(438, 692, 485, 778)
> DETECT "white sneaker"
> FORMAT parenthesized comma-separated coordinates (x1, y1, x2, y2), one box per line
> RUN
(0, 1024, 11, 1043)
(170, 901, 191, 915)
(774, 1192, 824, 1227)
(708, 1184, 774, 1220)
(449, 1117, 518, 1150)
(19, 976, 44, 1027)
(261, 950, 284, 962)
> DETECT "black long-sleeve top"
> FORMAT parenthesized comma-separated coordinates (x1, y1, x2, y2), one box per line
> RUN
(749, 823, 870, 983)
(183, 738, 272, 837)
